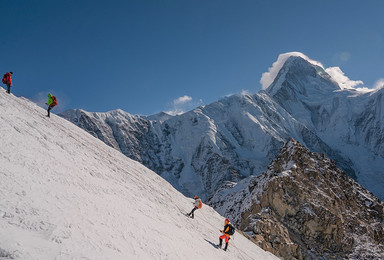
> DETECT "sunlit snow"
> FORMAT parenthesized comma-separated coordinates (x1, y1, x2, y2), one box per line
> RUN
(0, 89, 278, 260)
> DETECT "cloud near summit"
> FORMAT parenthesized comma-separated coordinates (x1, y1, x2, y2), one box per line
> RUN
(260, 52, 323, 90)
(325, 67, 363, 89)
(260, 52, 364, 91)
(166, 95, 203, 115)
(173, 95, 192, 105)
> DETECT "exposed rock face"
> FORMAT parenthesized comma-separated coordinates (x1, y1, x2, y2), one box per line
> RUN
(210, 139, 384, 259)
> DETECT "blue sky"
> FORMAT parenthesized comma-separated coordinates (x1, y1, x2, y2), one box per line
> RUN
(1, 0, 383, 115)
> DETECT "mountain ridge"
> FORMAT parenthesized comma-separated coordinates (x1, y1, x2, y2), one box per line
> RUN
(62, 54, 384, 201)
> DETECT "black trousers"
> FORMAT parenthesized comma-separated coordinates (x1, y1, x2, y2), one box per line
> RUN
(188, 207, 198, 217)
(47, 105, 54, 117)
(219, 238, 229, 250)
(6, 84, 11, 94)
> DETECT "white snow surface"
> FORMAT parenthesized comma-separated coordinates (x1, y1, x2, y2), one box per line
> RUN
(0, 89, 278, 260)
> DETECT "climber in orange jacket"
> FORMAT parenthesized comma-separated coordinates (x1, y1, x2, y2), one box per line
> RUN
(218, 218, 235, 251)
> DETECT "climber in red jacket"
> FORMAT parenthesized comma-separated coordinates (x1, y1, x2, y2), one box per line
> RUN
(2, 72, 13, 94)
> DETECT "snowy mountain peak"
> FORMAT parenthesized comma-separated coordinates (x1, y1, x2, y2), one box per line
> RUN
(265, 55, 340, 97)
(144, 111, 174, 122)
(260, 52, 326, 90)
(262, 52, 367, 96)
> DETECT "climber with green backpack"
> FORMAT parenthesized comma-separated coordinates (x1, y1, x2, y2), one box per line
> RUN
(46, 93, 58, 118)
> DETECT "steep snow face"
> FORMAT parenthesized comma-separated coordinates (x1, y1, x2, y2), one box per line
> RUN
(265, 56, 341, 127)
(0, 89, 278, 260)
(265, 56, 384, 199)
(63, 108, 165, 177)
(63, 92, 350, 200)
(260, 52, 326, 90)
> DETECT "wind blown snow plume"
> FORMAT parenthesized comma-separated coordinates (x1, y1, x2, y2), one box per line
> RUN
(0, 88, 277, 260)
(260, 52, 365, 91)
(260, 52, 323, 90)
(166, 95, 203, 115)
(373, 78, 384, 89)
(325, 66, 363, 89)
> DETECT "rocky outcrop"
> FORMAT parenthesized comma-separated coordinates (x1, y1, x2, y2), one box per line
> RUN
(211, 139, 384, 259)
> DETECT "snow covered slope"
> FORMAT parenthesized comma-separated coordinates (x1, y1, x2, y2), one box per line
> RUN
(0, 89, 278, 260)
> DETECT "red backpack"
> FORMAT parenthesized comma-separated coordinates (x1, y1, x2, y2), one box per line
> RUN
(51, 96, 58, 106)
(2, 73, 9, 84)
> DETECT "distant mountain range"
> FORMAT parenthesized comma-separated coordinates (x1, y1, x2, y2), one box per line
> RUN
(62, 54, 384, 202)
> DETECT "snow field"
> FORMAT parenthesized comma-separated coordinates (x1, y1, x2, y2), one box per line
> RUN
(0, 89, 277, 260)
